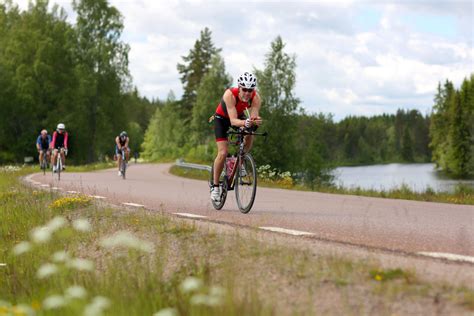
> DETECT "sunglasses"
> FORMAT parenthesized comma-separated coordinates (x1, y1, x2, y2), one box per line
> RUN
(241, 88, 254, 93)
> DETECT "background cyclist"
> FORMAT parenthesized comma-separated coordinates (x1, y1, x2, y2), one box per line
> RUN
(50, 123, 69, 172)
(210, 71, 263, 202)
(36, 129, 51, 168)
(115, 131, 130, 176)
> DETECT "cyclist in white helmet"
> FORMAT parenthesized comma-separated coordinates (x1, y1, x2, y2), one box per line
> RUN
(210, 71, 263, 202)
(50, 123, 69, 172)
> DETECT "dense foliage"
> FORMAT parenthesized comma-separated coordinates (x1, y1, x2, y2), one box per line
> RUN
(0, 0, 158, 164)
(430, 76, 474, 178)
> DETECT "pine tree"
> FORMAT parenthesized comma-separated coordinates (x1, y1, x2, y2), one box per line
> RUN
(177, 27, 220, 116)
(191, 55, 231, 145)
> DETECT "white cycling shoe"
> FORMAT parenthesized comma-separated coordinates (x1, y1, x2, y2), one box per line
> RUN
(210, 186, 220, 202)
(118, 171, 122, 176)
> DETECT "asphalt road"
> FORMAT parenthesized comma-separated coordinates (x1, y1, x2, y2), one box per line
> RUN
(30, 163, 474, 258)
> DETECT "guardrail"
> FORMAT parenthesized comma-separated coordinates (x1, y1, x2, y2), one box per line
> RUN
(175, 158, 211, 172)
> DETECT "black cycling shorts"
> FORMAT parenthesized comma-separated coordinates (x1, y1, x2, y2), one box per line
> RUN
(214, 115, 231, 142)
(214, 114, 258, 142)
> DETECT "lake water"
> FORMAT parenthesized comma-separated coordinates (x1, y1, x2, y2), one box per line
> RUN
(333, 163, 474, 193)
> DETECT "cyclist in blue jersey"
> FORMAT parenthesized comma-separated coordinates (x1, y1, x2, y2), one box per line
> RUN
(36, 129, 51, 168)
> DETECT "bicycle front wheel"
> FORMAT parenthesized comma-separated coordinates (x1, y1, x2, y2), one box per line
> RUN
(209, 162, 227, 210)
(121, 160, 126, 179)
(235, 153, 257, 213)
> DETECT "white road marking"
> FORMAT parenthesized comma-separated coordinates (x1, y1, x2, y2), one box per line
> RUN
(41, 184, 49, 187)
(259, 226, 315, 236)
(122, 202, 145, 207)
(174, 213, 207, 219)
(90, 195, 106, 199)
(66, 190, 78, 194)
(417, 252, 474, 264)
(51, 187, 61, 190)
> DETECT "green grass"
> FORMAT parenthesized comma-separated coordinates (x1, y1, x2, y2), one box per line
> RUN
(1, 167, 473, 315)
(170, 165, 474, 205)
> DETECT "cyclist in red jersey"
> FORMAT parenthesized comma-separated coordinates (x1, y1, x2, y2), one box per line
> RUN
(211, 72, 263, 202)
(50, 123, 69, 172)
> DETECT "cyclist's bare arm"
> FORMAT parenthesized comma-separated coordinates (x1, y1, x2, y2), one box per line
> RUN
(250, 93, 262, 126)
(124, 137, 129, 149)
(115, 136, 121, 149)
(224, 90, 246, 127)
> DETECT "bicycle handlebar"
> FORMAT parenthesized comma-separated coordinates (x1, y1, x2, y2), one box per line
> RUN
(228, 127, 268, 137)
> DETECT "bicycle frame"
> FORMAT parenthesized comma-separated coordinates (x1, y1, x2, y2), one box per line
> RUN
(225, 128, 267, 190)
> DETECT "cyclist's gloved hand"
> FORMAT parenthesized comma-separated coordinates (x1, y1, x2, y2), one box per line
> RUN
(244, 118, 253, 128)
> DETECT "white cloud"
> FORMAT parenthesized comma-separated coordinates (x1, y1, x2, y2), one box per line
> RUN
(12, 0, 473, 120)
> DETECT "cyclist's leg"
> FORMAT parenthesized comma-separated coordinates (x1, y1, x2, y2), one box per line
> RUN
(213, 116, 230, 185)
(116, 146, 121, 170)
(39, 150, 43, 166)
(60, 149, 66, 168)
(244, 135, 255, 153)
(125, 147, 130, 162)
(213, 141, 228, 185)
(46, 149, 51, 164)
(52, 149, 57, 165)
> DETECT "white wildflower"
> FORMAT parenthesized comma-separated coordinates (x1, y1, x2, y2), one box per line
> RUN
(99, 231, 154, 253)
(180, 277, 203, 293)
(65, 285, 87, 300)
(0, 300, 11, 307)
(13, 241, 32, 255)
(37, 263, 59, 279)
(52, 251, 70, 263)
(209, 286, 226, 298)
(30, 226, 52, 243)
(66, 258, 94, 271)
(72, 218, 92, 232)
(153, 307, 178, 316)
(190, 294, 221, 306)
(43, 295, 66, 309)
(12, 304, 35, 316)
(46, 216, 67, 232)
(83, 296, 110, 316)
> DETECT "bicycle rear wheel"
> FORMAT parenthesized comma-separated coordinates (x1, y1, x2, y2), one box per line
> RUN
(235, 153, 257, 213)
(209, 162, 227, 210)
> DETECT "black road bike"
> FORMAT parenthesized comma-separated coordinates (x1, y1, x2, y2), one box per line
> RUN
(118, 148, 127, 179)
(53, 148, 65, 181)
(209, 127, 267, 214)
(40, 149, 49, 175)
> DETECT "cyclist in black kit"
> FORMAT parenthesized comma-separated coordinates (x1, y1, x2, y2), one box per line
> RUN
(115, 131, 130, 176)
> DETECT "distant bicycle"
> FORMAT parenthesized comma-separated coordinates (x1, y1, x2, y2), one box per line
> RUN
(209, 127, 267, 213)
(53, 147, 66, 181)
(40, 149, 49, 176)
(118, 148, 127, 179)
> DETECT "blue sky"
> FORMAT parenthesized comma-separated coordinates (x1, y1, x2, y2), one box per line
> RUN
(15, 0, 474, 120)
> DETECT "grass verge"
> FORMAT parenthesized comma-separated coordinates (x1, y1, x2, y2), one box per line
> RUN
(1, 167, 473, 315)
(170, 165, 474, 205)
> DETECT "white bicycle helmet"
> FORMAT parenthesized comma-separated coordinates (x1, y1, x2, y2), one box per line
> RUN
(237, 72, 257, 89)
(57, 123, 65, 130)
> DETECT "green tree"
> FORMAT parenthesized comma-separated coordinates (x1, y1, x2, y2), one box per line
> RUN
(177, 27, 220, 116)
(73, 0, 130, 162)
(253, 36, 300, 172)
(191, 55, 231, 145)
(0, 0, 76, 162)
(401, 126, 414, 162)
(446, 79, 471, 177)
(142, 94, 187, 161)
